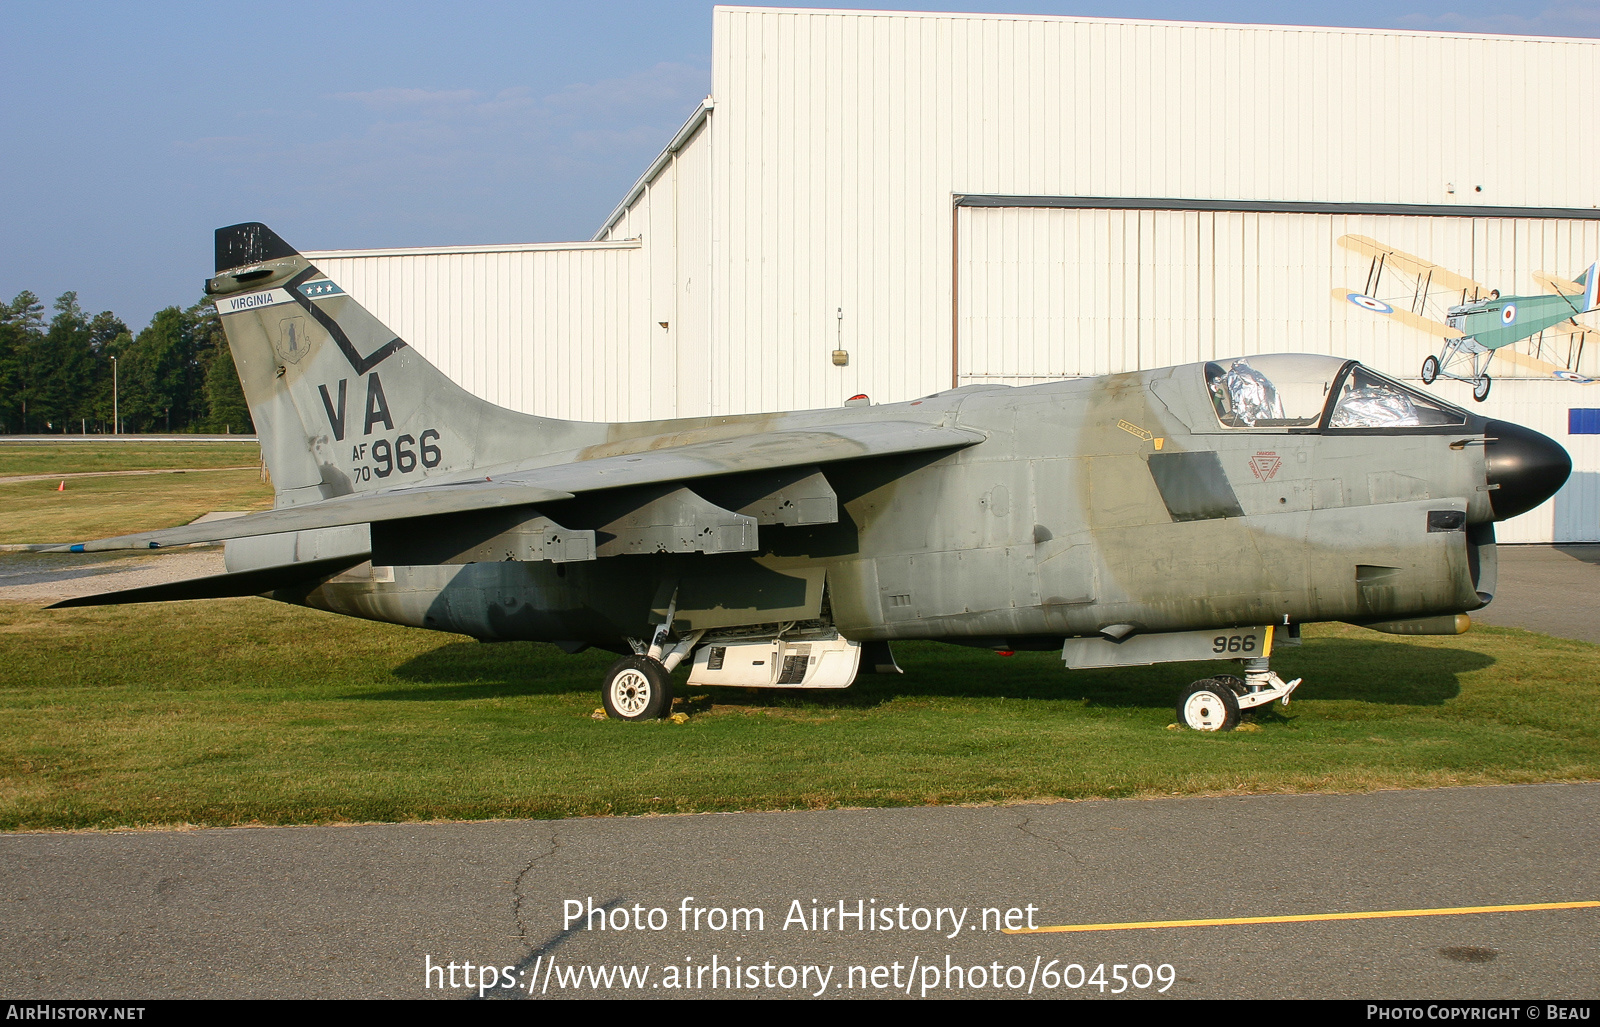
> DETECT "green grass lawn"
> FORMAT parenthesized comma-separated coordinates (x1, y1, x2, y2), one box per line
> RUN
(0, 470, 274, 544)
(0, 441, 261, 477)
(2, 439, 1593, 831)
(2, 600, 1595, 831)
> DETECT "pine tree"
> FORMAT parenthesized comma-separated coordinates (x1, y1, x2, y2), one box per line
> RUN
(0, 292, 46, 433)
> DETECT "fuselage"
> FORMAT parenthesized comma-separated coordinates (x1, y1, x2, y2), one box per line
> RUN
(267, 354, 1563, 651)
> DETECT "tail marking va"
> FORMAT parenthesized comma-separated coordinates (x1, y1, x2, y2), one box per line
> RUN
(317, 376, 394, 441)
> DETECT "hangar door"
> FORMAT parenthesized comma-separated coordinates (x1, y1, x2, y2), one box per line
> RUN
(953, 201, 1600, 543)
(954, 203, 1600, 385)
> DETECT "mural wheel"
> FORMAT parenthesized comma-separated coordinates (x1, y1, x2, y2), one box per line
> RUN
(1473, 374, 1492, 402)
(1421, 355, 1440, 385)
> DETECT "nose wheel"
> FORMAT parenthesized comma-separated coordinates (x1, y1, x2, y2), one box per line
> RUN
(1177, 659, 1301, 732)
(1177, 678, 1241, 732)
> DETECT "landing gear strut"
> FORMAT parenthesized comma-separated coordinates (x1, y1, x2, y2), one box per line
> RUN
(1177, 658, 1301, 732)
(601, 592, 703, 721)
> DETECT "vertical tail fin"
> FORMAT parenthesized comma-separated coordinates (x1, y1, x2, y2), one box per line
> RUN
(207, 224, 603, 506)
(1582, 262, 1599, 314)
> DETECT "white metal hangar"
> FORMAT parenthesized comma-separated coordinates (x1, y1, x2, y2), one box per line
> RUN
(303, 5, 1600, 543)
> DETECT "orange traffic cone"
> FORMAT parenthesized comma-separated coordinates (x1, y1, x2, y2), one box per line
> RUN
(57, 480, 65, 491)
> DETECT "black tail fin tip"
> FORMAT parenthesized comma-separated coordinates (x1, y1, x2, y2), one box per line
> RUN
(215, 223, 300, 274)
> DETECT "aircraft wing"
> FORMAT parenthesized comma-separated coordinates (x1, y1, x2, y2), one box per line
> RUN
(494, 421, 983, 493)
(48, 479, 578, 552)
(48, 554, 369, 609)
(1491, 345, 1565, 376)
(1336, 235, 1487, 295)
(1554, 318, 1598, 344)
(1549, 320, 1600, 375)
(48, 420, 984, 552)
(1330, 289, 1464, 338)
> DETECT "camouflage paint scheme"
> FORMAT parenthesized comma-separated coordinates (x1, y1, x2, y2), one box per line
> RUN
(52, 225, 1572, 717)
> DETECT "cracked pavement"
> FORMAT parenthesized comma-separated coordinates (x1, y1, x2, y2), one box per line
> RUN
(511, 834, 560, 946)
(1, 783, 1596, 999)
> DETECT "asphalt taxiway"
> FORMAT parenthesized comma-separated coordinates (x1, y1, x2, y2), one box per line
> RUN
(2, 545, 1596, 1000)
(0, 783, 1595, 1000)
(1472, 544, 1600, 644)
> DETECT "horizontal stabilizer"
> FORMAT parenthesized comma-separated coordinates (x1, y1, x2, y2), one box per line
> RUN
(1534, 270, 1584, 296)
(1533, 267, 1599, 317)
(47, 554, 367, 608)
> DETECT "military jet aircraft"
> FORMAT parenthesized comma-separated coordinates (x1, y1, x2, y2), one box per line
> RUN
(48, 224, 1572, 731)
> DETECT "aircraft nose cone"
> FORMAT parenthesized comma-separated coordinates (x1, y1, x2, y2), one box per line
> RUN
(1484, 419, 1571, 521)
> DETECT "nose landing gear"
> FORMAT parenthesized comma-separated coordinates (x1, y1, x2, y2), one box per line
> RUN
(1177, 658, 1301, 732)
(1177, 678, 1241, 732)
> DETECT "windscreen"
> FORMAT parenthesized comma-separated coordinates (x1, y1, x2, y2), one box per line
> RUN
(1327, 366, 1467, 428)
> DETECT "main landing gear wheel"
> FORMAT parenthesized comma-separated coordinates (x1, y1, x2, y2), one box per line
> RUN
(1420, 355, 1439, 385)
(601, 655, 674, 721)
(1473, 374, 1492, 402)
(1177, 678, 1241, 732)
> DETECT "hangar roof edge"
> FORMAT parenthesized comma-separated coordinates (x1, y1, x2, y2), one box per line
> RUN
(712, 5, 1600, 47)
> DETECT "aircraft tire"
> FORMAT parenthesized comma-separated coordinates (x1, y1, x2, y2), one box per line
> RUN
(1177, 678, 1240, 732)
(1212, 674, 1245, 695)
(602, 655, 674, 721)
(1421, 356, 1440, 384)
(1473, 374, 1492, 402)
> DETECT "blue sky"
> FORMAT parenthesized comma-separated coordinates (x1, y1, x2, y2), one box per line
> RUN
(5, 0, 1599, 328)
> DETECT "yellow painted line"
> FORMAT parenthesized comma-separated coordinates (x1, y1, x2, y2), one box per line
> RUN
(1005, 900, 1600, 935)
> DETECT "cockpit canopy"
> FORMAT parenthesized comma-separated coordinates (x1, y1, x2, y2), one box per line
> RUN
(1204, 354, 1467, 430)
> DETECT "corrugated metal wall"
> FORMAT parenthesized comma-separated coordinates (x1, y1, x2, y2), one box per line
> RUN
(706, 6, 1600, 540)
(308, 114, 712, 425)
(957, 207, 1600, 383)
(594, 116, 714, 420)
(674, 121, 714, 414)
(710, 7, 1600, 413)
(304, 241, 649, 422)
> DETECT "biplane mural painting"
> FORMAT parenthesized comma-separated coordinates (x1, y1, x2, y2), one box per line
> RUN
(1336, 234, 1600, 401)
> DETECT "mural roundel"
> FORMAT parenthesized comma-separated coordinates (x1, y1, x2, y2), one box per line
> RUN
(1347, 293, 1394, 314)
